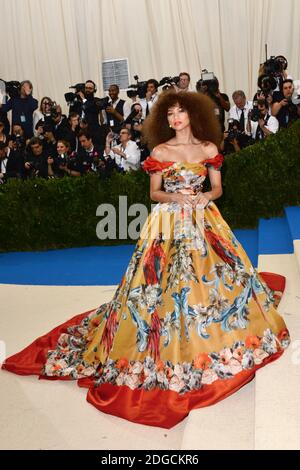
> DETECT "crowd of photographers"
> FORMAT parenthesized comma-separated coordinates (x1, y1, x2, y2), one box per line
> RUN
(0, 55, 299, 183)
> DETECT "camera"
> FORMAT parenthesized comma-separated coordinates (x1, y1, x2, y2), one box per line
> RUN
(127, 75, 148, 99)
(48, 101, 60, 120)
(158, 76, 180, 90)
(96, 96, 110, 111)
(35, 118, 53, 134)
(263, 55, 288, 76)
(248, 101, 260, 122)
(11, 133, 25, 150)
(64, 83, 85, 105)
(227, 119, 241, 141)
(196, 70, 219, 95)
(257, 74, 277, 95)
(249, 98, 267, 122)
(56, 153, 69, 167)
(0, 79, 21, 98)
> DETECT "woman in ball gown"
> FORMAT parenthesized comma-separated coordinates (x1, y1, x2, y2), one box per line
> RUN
(1, 91, 290, 429)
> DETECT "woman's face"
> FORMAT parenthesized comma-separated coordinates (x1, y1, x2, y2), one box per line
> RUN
(57, 141, 67, 154)
(167, 104, 190, 131)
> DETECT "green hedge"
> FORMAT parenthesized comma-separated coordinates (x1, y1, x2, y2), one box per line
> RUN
(0, 120, 300, 252)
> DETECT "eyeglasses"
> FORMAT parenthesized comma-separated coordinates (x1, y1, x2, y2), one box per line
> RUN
(120, 131, 129, 135)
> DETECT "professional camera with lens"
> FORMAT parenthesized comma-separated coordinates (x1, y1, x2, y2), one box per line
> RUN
(257, 74, 277, 95)
(55, 152, 69, 168)
(47, 101, 60, 120)
(226, 119, 242, 141)
(96, 96, 110, 111)
(196, 70, 219, 95)
(0, 79, 21, 98)
(11, 133, 25, 150)
(158, 76, 180, 90)
(248, 99, 263, 122)
(127, 75, 148, 99)
(263, 55, 288, 77)
(64, 83, 85, 106)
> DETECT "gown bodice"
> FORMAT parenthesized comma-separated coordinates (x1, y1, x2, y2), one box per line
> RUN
(142, 154, 224, 195)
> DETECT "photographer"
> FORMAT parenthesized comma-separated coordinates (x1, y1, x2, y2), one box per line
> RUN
(4, 138, 24, 179)
(124, 103, 143, 142)
(69, 80, 104, 135)
(63, 130, 109, 177)
(140, 79, 159, 119)
(102, 84, 131, 134)
(229, 91, 253, 131)
(47, 139, 71, 178)
(104, 127, 140, 172)
(197, 75, 230, 131)
(48, 104, 69, 143)
(271, 79, 300, 129)
(9, 123, 26, 152)
(125, 102, 150, 162)
(260, 55, 292, 93)
(33, 97, 52, 135)
(66, 112, 80, 152)
(222, 120, 243, 155)
(0, 80, 38, 139)
(176, 72, 192, 92)
(246, 99, 279, 141)
(24, 137, 51, 178)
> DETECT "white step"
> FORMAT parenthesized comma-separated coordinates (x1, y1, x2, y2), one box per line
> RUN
(181, 381, 255, 450)
(0, 285, 184, 450)
(255, 253, 300, 450)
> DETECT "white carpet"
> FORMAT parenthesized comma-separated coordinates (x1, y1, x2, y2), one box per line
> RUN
(0, 253, 299, 450)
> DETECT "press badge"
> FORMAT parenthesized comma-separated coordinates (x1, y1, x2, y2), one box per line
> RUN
(20, 114, 26, 123)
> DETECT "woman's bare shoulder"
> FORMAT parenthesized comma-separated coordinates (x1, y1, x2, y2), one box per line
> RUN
(201, 141, 219, 159)
(152, 143, 170, 162)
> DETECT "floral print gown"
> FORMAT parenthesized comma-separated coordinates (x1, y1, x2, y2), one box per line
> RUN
(2, 154, 290, 428)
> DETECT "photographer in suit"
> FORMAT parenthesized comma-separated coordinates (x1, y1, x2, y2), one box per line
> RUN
(24, 137, 51, 178)
(140, 79, 159, 119)
(197, 73, 230, 132)
(69, 80, 102, 135)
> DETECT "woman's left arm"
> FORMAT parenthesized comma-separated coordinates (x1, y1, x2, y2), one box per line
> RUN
(204, 169, 223, 201)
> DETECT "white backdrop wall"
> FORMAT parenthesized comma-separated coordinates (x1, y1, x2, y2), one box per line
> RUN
(0, 0, 299, 111)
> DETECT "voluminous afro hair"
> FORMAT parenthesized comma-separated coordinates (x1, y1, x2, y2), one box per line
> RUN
(142, 91, 222, 150)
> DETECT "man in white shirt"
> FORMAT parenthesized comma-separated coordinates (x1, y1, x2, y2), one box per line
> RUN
(140, 79, 159, 119)
(104, 128, 140, 172)
(229, 90, 253, 132)
(246, 99, 279, 140)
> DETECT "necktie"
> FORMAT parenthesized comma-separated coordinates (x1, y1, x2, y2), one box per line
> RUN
(239, 109, 245, 131)
(146, 102, 150, 116)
